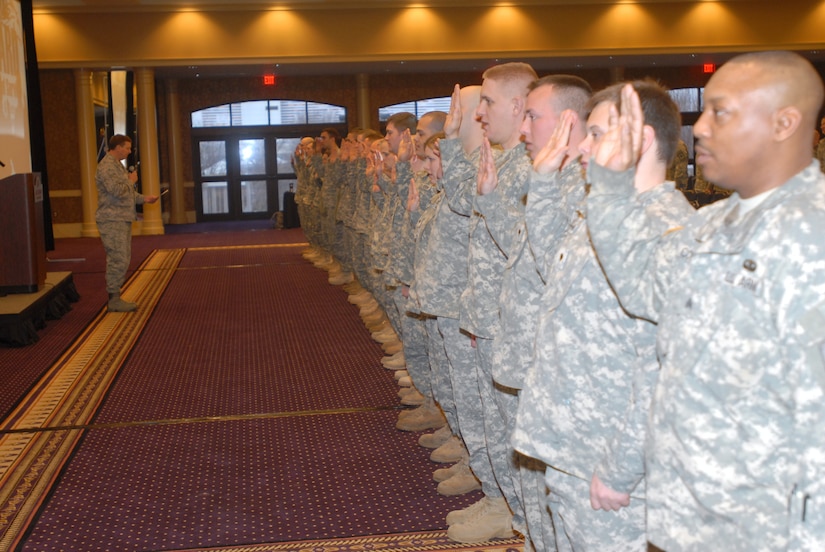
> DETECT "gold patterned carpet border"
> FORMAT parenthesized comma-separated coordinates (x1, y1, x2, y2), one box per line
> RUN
(0, 244, 524, 552)
(187, 242, 309, 252)
(174, 530, 522, 552)
(0, 248, 185, 551)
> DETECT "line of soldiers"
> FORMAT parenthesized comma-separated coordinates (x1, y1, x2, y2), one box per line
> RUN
(292, 50, 825, 551)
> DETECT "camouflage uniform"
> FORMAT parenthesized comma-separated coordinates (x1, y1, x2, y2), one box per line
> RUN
(328, 159, 349, 266)
(368, 169, 402, 333)
(318, 157, 342, 254)
(410, 168, 461, 431)
(95, 152, 147, 295)
(351, 157, 374, 287)
(421, 138, 499, 499)
(513, 166, 671, 551)
(496, 161, 588, 552)
(460, 143, 532, 532)
(336, 159, 359, 272)
(392, 170, 438, 402)
(586, 161, 825, 551)
(302, 154, 324, 249)
(383, 165, 432, 401)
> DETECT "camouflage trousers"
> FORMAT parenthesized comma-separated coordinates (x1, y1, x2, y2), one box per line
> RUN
(424, 317, 458, 432)
(544, 466, 647, 552)
(475, 337, 524, 532)
(332, 220, 346, 267)
(301, 207, 317, 247)
(495, 386, 556, 552)
(352, 233, 371, 287)
(320, 207, 335, 251)
(97, 220, 132, 295)
(337, 224, 354, 272)
(437, 316, 500, 499)
(393, 289, 431, 399)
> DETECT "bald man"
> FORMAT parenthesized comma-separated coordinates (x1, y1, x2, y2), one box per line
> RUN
(586, 51, 825, 550)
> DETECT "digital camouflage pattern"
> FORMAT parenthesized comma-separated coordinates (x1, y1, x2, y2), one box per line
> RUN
(412, 139, 475, 320)
(96, 152, 147, 295)
(459, 143, 530, 339)
(95, 153, 145, 222)
(586, 160, 825, 551)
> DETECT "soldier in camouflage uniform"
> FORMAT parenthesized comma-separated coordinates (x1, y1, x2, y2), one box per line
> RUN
(586, 52, 825, 551)
(489, 75, 591, 552)
(95, 134, 158, 312)
(392, 114, 449, 433)
(413, 85, 510, 506)
(299, 144, 326, 262)
(317, 129, 347, 277)
(513, 80, 683, 551)
(350, 130, 385, 294)
(446, 62, 537, 544)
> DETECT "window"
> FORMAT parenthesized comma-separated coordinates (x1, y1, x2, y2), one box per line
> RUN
(379, 97, 452, 122)
(192, 100, 346, 128)
(668, 88, 703, 112)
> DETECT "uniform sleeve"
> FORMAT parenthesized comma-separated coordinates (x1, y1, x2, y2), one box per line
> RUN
(594, 339, 659, 494)
(439, 140, 477, 217)
(408, 172, 433, 226)
(787, 290, 825, 546)
(395, 162, 413, 205)
(527, 163, 585, 283)
(586, 162, 695, 323)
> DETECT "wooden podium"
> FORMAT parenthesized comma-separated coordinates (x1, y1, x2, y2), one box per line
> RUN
(0, 173, 47, 295)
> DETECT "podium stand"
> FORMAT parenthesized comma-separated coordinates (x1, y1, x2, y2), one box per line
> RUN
(0, 173, 46, 295)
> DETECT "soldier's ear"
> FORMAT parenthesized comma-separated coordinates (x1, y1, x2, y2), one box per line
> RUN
(773, 106, 802, 143)
(640, 125, 657, 157)
(513, 95, 525, 116)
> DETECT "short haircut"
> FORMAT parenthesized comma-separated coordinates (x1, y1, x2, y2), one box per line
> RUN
(419, 111, 447, 133)
(588, 79, 681, 165)
(530, 75, 593, 120)
(386, 112, 417, 134)
(108, 134, 132, 150)
(321, 127, 342, 147)
(482, 62, 538, 97)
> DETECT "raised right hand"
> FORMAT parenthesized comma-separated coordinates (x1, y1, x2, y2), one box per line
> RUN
(444, 84, 462, 139)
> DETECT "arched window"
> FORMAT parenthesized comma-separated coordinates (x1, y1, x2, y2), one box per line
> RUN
(192, 100, 346, 128)
(379, 97, 451, 121)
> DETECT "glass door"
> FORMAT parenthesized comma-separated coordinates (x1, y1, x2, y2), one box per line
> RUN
(195, 136, 277, 221)
(193, 126, 343, 222)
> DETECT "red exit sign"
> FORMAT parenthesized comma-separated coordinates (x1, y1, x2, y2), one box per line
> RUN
(703, 63, 716, 74)
(263, 74, 277, 86)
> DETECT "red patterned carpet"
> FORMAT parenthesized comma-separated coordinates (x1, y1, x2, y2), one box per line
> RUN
(0, 225, 521, 552)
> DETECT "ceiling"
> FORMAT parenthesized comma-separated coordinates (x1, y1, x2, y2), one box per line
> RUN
(30, 0, 823, 80)
(31, 0, 749, 11)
